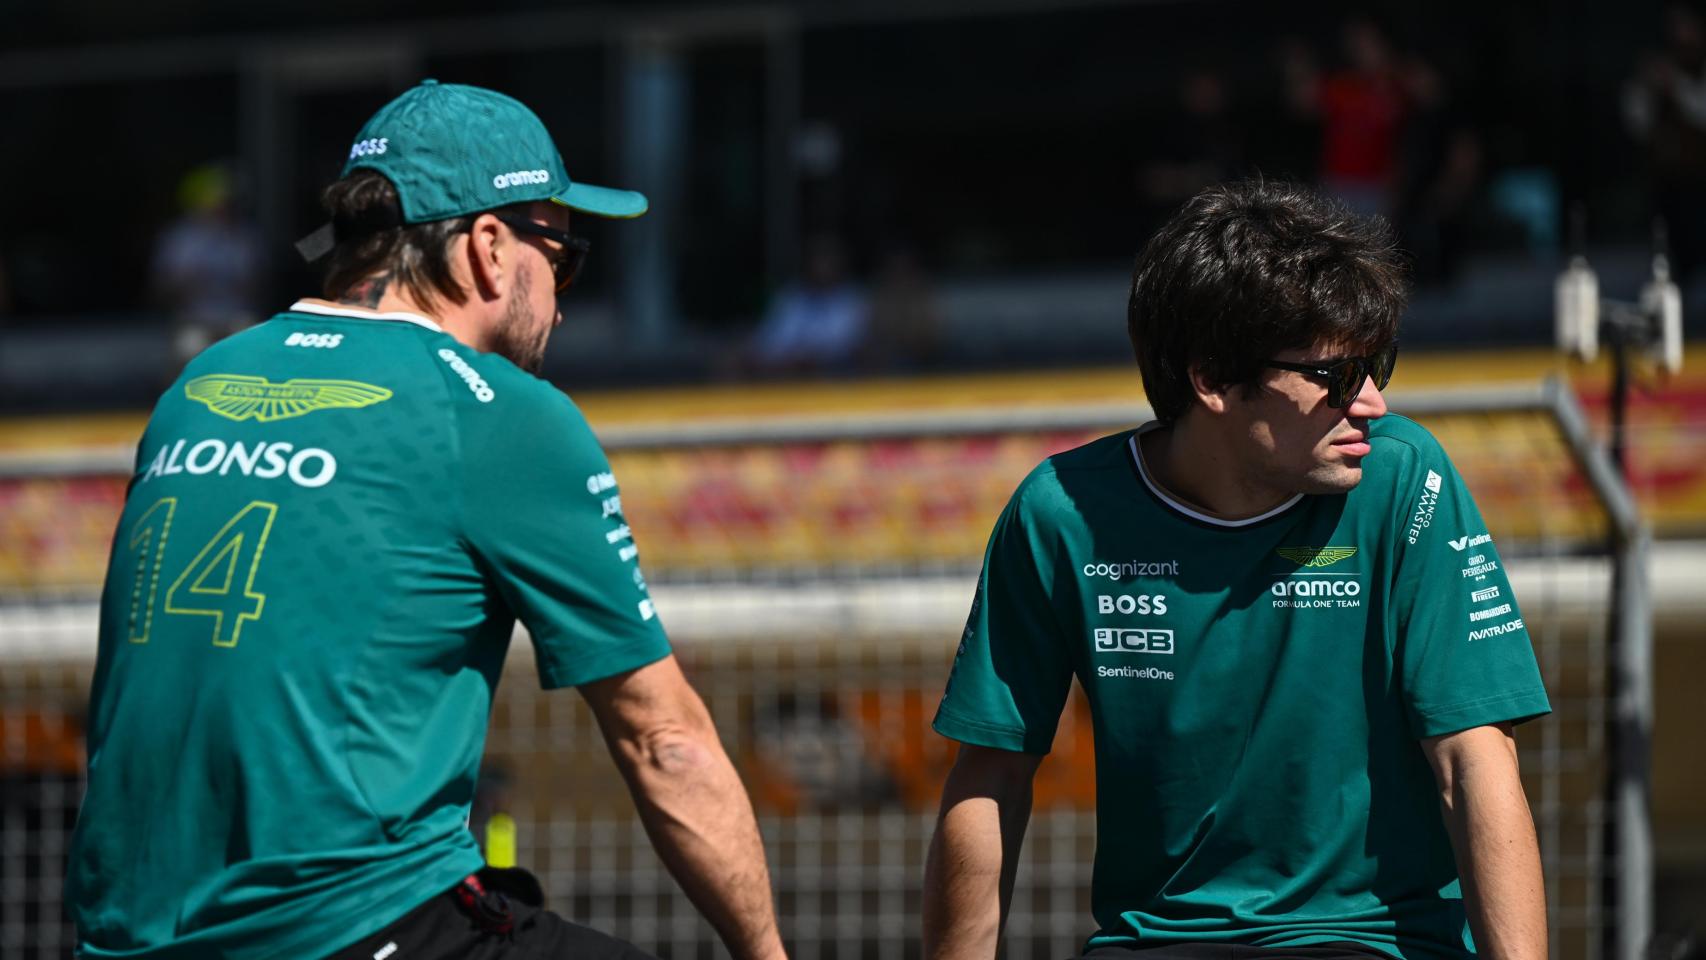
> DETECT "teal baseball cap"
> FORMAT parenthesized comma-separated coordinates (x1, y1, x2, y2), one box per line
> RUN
(342, 79, 647, 222)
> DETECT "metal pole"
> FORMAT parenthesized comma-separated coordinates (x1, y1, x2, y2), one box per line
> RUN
(1613, 525, 1655, 960)
(763, 15, 801, 288)
(619, 31, 687, 346)
(1601, 319, 1653, 960)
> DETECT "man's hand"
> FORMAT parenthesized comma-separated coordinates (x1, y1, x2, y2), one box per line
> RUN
(1420, 722, 1547, 960)
(922, 744, 1044, 960)
(581, 656, 787, 960)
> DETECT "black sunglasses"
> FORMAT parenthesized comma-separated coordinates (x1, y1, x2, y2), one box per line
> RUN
(1266, 345, 1398, 408)
(496, 215, 591, 293)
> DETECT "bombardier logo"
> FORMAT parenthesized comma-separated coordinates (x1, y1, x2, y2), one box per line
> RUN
(1470, 603, 1514, 622)
(493, 169, 550, 189)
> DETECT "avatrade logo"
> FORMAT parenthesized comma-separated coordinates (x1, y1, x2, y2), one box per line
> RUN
(1275, 546, 1358, 568)
(1407, 470, 1443, 545)
(1448, 532, 1493, 552)
(1469, 618, 1525, 641)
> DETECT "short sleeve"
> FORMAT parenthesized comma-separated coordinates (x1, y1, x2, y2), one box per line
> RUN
(933, 478, 1075, 754)
(1390, 441, 1551, 738)
(461, 387, 670, 689)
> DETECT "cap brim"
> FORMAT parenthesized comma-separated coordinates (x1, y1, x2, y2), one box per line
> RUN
(551, 182, 649, 219)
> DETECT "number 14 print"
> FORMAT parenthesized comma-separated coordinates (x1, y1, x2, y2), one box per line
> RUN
(125, 498, 279, 647)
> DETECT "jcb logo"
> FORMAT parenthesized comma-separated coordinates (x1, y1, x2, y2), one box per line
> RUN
(1092, 628, 1175, 655)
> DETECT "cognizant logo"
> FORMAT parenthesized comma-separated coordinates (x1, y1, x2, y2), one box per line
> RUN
(1081, 560, 1181, 581)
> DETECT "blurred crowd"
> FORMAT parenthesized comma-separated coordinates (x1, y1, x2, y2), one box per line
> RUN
(1, 5, 1699, 389)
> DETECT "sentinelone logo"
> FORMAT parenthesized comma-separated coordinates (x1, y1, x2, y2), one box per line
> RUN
(1082, 560, 1180, 581)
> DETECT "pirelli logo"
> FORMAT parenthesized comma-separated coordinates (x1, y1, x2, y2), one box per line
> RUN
(1092, 628, 1175, 655)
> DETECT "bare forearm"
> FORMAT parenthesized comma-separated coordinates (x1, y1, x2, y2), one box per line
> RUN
(1429, 728, 1547, 960)
(619, 731, 785, 960)
(923, 776, 1032, 960)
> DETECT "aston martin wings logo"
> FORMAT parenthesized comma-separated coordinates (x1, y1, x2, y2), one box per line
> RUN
(1275, 546, 1359, 568)
(185, 374, 392, 422)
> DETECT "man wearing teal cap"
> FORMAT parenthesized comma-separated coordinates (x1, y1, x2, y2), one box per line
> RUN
(67, 80, 787, 960)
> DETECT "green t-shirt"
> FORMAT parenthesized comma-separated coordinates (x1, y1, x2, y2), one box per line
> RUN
(68, 303, 671, 960)
(933, 416, 1550, 960)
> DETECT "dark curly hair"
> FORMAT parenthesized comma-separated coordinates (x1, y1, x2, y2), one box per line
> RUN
(1127, 180, 1406, 423)
(318, 170, 475, 309)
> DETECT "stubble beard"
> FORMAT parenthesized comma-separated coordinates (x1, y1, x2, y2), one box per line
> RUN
(490, 261, 550, 374)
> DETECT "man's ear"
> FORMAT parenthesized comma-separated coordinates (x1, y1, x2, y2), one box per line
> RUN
(463, 213, 509, 302)
(1187, 364, 1230, 415)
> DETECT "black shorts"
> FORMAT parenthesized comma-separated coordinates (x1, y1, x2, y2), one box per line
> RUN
(324, 868, 657, 960)
(1079, 942, 1397, 960)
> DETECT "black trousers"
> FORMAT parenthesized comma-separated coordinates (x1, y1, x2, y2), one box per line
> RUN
(324, 868, 657, 960)
(1080, 942, 1397, 960)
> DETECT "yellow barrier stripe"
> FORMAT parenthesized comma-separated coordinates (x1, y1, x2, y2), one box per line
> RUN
(2, 345, 1699, 451)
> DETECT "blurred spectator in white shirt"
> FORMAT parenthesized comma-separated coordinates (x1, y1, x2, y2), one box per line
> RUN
(152, 163, 262, 368)
(750, 236, 867, 375)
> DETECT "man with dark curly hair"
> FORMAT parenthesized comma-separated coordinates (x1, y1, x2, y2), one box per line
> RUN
(925, 180, 1548, 960)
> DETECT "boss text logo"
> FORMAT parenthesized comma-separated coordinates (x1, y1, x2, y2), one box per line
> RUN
(1096, 594, 1168, 616)
(348, 137, 389, 159)
(285, 332, 343, 348)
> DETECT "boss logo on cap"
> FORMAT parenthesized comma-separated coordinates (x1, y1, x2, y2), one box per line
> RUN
(349, 137, 389, 159)
(493, 169, 550, 189)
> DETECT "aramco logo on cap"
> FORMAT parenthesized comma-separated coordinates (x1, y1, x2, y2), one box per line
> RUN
(493, 169, 551, 189)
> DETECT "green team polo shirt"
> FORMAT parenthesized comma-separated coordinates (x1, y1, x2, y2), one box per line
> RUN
(934, 415, 1550, 960)
(68, 302, 671, 960)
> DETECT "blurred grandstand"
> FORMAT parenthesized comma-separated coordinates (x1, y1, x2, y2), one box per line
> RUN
(3, 1, 1706, 958)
